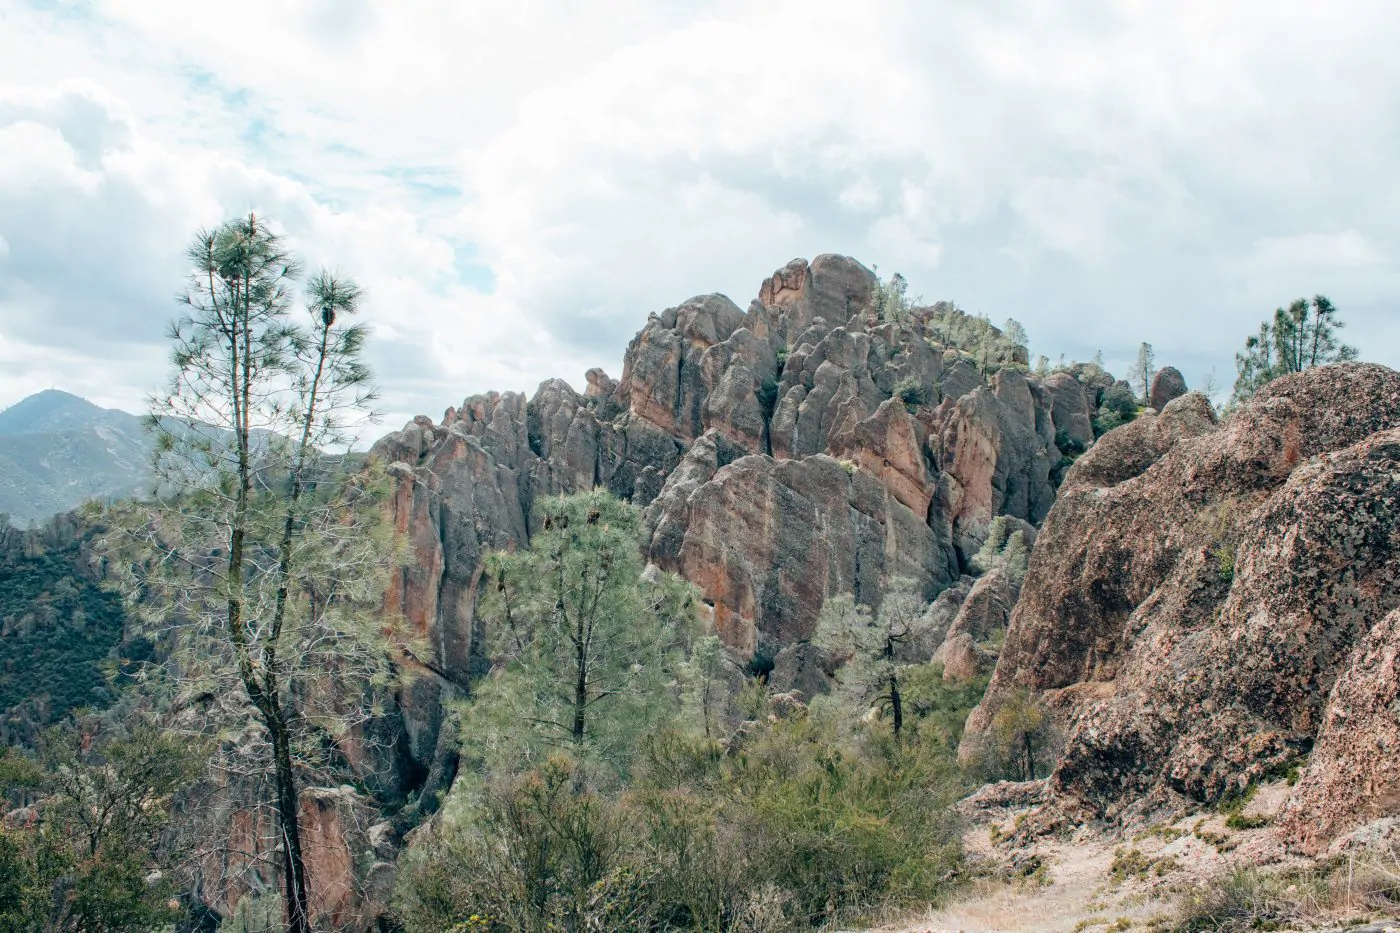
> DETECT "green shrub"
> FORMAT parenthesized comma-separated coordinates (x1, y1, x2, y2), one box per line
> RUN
(1093, 383, 1139, 438)
(893, 376, 930, 410)
(721, 719, 963, 925)
(757, 378, 780, 416)
(1225, 812, 1269, 830)
(901, 664, 990, 751)
(396, 720, 967, 932)
(1054, 427, 1086, 458)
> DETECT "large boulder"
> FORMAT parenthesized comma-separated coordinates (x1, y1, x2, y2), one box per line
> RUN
(1148, 366, 1188, 410)
(1043, 372, 1095, 450)
(932, 567, 1020, 682)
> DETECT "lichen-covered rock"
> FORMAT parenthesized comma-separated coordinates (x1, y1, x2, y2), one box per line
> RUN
(1276, 609, 1400, 852)
(963, 363, 1400, 847)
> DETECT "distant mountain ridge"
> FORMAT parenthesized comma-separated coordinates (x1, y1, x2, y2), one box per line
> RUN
(0, 390, 152, 526)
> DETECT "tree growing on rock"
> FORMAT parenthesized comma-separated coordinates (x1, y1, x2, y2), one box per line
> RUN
(971, 516, 1030, 583)
(101, 215, 397, 933)
(1002, 318, 1029, 353)
(815, 578, 939, 737)
(471, 490, 699, 775)
(871, 270, 916, 323)
(1231, 295, 1358, 405)
(1126, 342, 1155, 403)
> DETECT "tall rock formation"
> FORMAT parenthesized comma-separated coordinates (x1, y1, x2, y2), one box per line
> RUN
(372, 255, 1096, 685)
(964, 363, 1400, 850)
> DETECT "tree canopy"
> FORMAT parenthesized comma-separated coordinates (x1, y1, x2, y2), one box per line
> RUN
(1231, 295, 1357, 405)
(470, 490, 699, 775)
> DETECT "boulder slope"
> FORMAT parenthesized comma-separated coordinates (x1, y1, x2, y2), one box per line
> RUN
(964, 363, 1400, 850)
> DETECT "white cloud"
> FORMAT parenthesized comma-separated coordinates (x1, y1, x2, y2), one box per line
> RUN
(1, 0, 1398, 429)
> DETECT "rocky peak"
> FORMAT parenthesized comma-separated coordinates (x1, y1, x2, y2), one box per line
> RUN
(367, 253, 1151, 802)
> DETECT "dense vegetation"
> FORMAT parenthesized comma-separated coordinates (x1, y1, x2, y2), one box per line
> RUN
(0, 724, 198, 931)
(0, 532, 127, 746)
(393, 489, 1022, 932)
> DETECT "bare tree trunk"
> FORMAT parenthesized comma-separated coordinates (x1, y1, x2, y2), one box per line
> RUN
(573, 637, 588, 743)
(890, 675, 904, 737)
(269, 700, 312, 933)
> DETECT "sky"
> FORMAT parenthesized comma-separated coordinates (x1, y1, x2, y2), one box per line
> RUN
(2, 0, 1398, 437)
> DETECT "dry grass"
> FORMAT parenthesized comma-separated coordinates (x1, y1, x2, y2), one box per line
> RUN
(1174, 847, 1400, 933)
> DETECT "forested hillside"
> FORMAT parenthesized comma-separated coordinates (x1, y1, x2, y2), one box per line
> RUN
(0, 516, 129, 746)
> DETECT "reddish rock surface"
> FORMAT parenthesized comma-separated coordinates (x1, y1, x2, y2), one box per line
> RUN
(963, 363, 1400, 848)
(1148, 365, 1188, 410)
(373, 254, 1088, 664)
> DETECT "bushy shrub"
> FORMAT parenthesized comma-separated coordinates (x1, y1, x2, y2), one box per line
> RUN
(959, 688, 1058, 783)
(1093, 383, 1139, 438)
(757, 378, 780, 416)
(901, 664, 991, 751)
(893, 376, 930, 410)
(1054, 427, 1086, 458)
(395, 719, 967, 932)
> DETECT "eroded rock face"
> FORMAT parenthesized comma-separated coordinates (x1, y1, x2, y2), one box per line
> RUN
(963, 363, 1400, 848)
(1278, 608, 1400, 851)
(1043, 372, 1095, 450)
(647, 452, 955, 656)
(374, 254, 1103, 671)
(932, 568, 1019, 682)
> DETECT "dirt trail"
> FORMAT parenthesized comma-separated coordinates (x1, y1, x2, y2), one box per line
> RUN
(870, 831, 1175, 933)
(864, 781, 1301, 933)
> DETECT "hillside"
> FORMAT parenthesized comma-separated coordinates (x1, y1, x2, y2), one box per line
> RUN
(0, 390, 151, 525)
(10, 256, 1399, 932)
(0, 514, 130, 746)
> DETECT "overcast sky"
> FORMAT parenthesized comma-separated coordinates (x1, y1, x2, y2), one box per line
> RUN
(2, 0, 1398, 436)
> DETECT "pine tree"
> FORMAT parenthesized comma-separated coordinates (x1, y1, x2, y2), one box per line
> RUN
(472, 491, 698, 774)
(1125, 342, 1155, 402)
(970, 516, 1029, 583)
(1230, 295, 1357, 405)
(101, 215, 395, 933)
(814, 579, 937, 737)
(680, 635, 734, 740)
